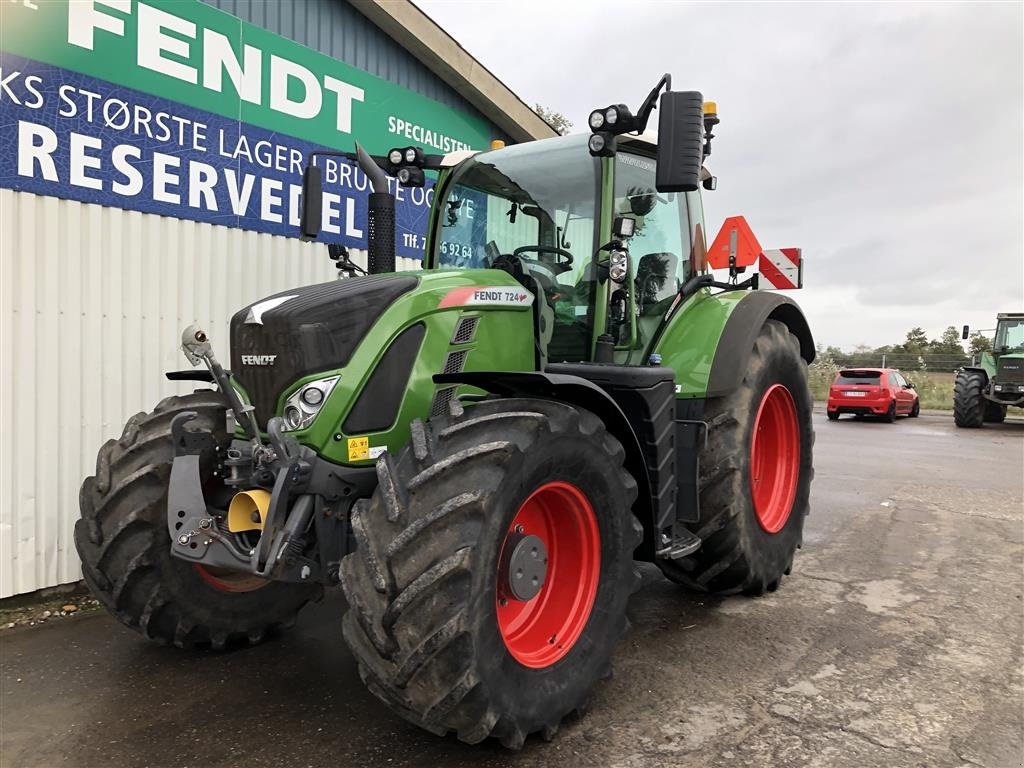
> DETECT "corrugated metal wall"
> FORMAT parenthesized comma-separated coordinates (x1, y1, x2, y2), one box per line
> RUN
(0, 189, 419, 597)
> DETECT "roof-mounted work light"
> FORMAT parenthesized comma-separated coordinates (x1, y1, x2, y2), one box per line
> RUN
(385, 146, 426, 187)
(588, 75, 672, 157)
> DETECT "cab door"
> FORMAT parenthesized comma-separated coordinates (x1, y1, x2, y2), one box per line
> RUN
(609, 150, 693, 362)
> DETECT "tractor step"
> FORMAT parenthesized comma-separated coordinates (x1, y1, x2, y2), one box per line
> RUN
(656, 529, 702, 560)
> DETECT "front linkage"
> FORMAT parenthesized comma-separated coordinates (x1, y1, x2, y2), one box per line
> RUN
(168, 325, 375, 587)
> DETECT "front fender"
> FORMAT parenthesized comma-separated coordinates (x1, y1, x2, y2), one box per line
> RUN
(433, 370, 659, 559)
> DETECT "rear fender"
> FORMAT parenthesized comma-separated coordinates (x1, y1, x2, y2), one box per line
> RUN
(706, 292, 815, 398)
(433, 370, 659, 559)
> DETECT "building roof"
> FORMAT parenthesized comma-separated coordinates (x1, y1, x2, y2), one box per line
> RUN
(349, 0, 559, 143)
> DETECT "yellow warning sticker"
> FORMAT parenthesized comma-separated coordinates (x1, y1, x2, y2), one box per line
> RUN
(347, 436, 369, 461)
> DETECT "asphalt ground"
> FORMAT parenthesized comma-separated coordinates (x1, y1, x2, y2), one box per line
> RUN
(2, 412, 1022, 768)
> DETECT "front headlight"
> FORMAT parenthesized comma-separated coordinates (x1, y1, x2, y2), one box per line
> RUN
(281, 375, 339, 432)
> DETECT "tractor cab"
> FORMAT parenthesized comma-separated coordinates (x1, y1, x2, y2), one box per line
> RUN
(426, 132, 704, 366)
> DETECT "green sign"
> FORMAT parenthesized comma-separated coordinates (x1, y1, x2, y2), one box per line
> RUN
(0, 0, 494, 155)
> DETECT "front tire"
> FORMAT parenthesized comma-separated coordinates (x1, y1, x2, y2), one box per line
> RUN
(340, 398, 640, 747)
(659, 320, 813, 595)
(75, 391, 317, 648)
(910, 400, 920, 418)
(954, 371, 986, 428)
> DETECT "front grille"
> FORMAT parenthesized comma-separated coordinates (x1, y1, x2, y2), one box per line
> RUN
(997, 358, 1024, 385)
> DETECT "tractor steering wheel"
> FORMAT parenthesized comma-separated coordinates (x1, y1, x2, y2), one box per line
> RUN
(513, 245, 574, 267)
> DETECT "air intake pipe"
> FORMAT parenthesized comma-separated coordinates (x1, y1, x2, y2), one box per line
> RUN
(355, 142, 396, 275)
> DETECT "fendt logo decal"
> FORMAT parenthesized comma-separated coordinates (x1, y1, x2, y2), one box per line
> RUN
(241, 355, 277, 366)
(439, 286, 534, 309)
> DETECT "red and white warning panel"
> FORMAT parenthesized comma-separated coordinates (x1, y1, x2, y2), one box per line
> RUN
(758, 248, 803, 290)
(707, 216, 803, 290)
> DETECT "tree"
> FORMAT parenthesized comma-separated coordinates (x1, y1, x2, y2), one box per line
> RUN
(939, 326, 964, 348)
(904, 327, 929, 352)
(968, 332, 992, 358)
(535, 104, 573, 136)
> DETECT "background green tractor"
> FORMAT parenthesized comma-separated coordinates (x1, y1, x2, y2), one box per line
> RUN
(954, 313, 1024, 427)
(75, 76, 814, 748)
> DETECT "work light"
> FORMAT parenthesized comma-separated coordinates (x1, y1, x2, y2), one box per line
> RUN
(588, 132, 616, 157)
(388, 149, 403, 165)
(588, 110, 605, 130)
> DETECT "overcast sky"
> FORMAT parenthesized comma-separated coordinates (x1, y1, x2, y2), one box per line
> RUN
(418, 0, 1023, 350)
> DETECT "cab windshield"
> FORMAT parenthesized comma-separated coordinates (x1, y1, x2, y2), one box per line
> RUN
(995, 318, 1024, 350)
(434, 135, 600, 361)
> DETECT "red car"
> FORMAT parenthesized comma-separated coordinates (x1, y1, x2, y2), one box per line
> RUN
(826, 368, 920, 422)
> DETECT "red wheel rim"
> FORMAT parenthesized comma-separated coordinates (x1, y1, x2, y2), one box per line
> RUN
(750, 384, 801, 534)
(194, 564, 268, 594)
(496, 481, 600, 668)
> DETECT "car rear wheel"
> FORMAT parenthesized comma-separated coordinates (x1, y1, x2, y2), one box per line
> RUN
(884, 401, 897, 423)
(826, 410, 839, 421)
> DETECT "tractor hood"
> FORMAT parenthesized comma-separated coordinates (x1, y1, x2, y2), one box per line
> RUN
(228, 269, 537, 457)
(230, 275, 419, 427)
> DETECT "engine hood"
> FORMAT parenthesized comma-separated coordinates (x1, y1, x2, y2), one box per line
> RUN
(230, 274, 418, 426)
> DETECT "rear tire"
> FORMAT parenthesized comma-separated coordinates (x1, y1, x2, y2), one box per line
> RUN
(827, 410, 840, 421)
(658, 320, 813, 595)
(340, 398, 640, 747)
(75, 391, 317, 649)
(884, 400, 897, 423)
(983, 400, 1007, 423)
(954, 371, 986, 428)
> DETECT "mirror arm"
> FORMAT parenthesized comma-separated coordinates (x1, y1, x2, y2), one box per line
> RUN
(634, 73, 672, 133)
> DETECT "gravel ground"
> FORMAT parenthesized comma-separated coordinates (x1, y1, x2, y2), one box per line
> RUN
(1, 412, 1021, 768)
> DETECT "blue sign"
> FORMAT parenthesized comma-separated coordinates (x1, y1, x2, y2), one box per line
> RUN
(0, 54, 434, 259)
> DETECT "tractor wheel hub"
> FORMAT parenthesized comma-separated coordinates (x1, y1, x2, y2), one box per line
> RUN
(503, 533, 548, 601)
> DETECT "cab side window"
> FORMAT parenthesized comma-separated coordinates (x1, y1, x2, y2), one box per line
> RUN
(613, 153, 689, 315)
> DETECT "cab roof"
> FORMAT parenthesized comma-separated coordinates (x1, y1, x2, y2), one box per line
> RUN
(441, 130, 710, 179)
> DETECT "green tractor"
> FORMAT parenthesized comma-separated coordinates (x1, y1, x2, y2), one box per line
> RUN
(75, 77, 814, 748)
(954, 313, 1024, 427)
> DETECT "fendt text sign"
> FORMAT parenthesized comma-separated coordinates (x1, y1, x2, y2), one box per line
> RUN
(0, 0, 494, 258)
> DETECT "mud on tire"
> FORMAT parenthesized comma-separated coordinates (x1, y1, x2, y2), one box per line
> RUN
(659, 320, 814, 595)
(75, 391, 317, 649)
(340, 398, 641, 748)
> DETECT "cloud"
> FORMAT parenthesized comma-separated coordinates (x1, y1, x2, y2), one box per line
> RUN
(420, 0, 1023, 348)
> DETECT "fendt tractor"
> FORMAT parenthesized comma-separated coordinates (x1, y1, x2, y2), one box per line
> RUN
(954, 313, 1024, 427)
(76, 77, 815, 748)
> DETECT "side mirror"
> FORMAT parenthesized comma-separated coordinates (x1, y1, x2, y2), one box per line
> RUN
(299, 164, 322, 242)
(961, 324, 970, 340)
(655, 91, 704, 193)
(905, 382, 915, 389)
